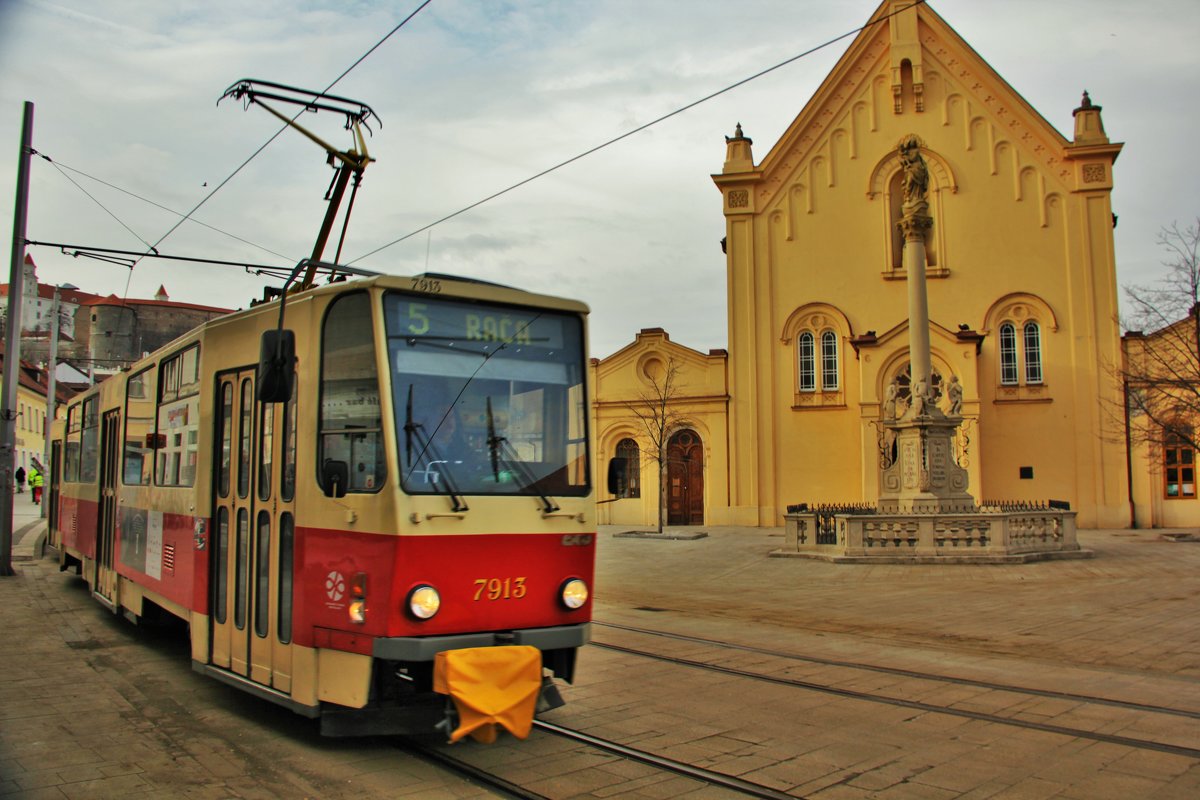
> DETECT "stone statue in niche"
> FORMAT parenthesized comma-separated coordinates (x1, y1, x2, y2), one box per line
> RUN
(909, 379, 927, 418)
(946, 374, 963, 416)
(883, 379, 899, 421)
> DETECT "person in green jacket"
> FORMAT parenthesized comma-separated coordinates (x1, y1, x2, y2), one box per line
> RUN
(28, 467, 43, 505)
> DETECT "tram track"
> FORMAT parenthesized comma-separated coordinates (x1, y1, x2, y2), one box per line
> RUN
(595, 620, 1200, 719)
(592, 621, 1200, 760)
(400, 724, 806, 799)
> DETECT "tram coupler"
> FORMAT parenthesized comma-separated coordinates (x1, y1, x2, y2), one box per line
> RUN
(432, 645, 548, 743)
(536, 675, 565, 713)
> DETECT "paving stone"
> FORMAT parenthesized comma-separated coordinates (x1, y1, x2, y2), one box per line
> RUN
(4, 522, 1200, 799)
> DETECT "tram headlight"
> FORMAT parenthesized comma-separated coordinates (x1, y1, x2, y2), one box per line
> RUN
(407, 585, 441, 620)
(559, 578, 589, 610)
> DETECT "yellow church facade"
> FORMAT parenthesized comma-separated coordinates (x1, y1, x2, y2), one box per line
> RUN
(593, 0, 1147, 530)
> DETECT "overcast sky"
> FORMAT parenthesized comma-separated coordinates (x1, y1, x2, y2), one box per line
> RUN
(1, 0, 1197, 359)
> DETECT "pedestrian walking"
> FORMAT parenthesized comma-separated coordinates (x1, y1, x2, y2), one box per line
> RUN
(15, 466, 25, 494)
(29, 466, 43, 505)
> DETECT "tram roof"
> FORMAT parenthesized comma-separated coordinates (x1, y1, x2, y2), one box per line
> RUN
(257, 272, 592, 315)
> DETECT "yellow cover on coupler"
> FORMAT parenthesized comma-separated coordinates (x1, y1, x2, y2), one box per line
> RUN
(433, 645, 542, 743)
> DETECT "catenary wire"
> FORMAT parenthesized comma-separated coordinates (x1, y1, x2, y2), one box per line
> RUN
(31, 150, 294, 263)
(124, 0, 434, 273)
(346, 0, 926, 266)
(42, 158, 158, 255)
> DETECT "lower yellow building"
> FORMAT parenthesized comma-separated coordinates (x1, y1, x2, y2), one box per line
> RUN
(1123, 314, 1200, 529)
(590, 329, 728, 529)
(591, 1, 1191, 531)
(1, 356, 66, 483)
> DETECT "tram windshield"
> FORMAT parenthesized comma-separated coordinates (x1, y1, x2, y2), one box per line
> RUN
(384, 293, 590, 499)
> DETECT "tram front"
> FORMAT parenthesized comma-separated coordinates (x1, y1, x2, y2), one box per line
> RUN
(311, 278, 594, 739)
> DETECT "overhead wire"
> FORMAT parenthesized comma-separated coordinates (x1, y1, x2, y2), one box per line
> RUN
(39, 156, 159, 255)
(346, 0, 927, 267)
(27, 0, 435, 356)
(124, 0, 434, 273)
(31, 150, 294, 263)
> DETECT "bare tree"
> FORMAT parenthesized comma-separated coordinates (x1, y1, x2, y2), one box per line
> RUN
(1121, 218, 1200, 454)
(623, 357, 692, 533)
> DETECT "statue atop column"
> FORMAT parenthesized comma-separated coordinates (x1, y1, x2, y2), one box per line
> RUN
(897, 134, 932, 236)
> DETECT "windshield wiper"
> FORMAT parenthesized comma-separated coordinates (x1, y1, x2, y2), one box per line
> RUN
(486, 396, 559, 513)
(404, 384, 469, 513)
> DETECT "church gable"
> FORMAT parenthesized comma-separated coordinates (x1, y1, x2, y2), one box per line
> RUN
(593, 329, 726, 404)
(738, 0, 1084, 221)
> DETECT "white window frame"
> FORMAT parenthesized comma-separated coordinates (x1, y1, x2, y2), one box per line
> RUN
(1023, 321, 1043, 385)
(999, 323, 1019, 385)
(999, 320, 1044, 387)
(798, 332, 816, 392)
(820, 330, 839, 391)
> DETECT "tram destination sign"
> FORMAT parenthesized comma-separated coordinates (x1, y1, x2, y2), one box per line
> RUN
(388, 295, 572, 351)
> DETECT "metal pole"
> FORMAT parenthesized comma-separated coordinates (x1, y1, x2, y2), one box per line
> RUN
(1, 101, 34, 577)
(41, 286, 60, 519)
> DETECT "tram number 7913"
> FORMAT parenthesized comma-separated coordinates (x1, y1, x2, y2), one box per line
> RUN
(473, 577, 527, 601)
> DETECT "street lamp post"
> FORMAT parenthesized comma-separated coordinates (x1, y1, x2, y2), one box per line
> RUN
(41, 283, 76, 518)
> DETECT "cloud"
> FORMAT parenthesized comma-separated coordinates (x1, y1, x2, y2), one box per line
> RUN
(1, 0, 1198, 360)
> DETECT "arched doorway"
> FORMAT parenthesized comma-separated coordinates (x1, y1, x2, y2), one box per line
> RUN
(666, 429, 704, 525)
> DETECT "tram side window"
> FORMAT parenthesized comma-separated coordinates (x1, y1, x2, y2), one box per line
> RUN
(64, 404, 81, 482)
(123, 368, 155, 485)
(257, 400, 273, 501)
(281, 389, 297, 502)
(277, 512, 294, 644)
(79, 397, 99, 484)
(155, 344, 201, 487)
(319, 292, 385, 493)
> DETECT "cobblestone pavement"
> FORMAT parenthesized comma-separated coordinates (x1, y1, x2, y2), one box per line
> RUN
(2, 503, 1198, 798)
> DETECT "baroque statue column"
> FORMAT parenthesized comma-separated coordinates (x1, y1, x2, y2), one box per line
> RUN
(878, 135, 974, 516)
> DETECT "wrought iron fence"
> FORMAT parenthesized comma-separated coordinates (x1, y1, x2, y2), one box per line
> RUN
(786, 503, 878, 544)
(977, 499, 1071, 513)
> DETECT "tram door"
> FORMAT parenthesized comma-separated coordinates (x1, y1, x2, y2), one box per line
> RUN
(252, 386, 296, 692)
(211, 371, 255, 675)
(94, 411, 122, 603)
(211, 368, 294, 691)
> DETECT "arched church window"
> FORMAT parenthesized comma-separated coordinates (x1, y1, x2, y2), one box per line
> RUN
(798, 332, 816, 392)
(614, 438, 641, 499)
(999, 323, 1019, 385)
(1023, 322, 1043, 385)
(998, 319, 1045, 388)
(797, 330, 840, 393)
(821, 331, 839, 391)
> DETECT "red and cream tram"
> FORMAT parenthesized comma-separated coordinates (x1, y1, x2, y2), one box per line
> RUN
(50, 271, 594, 739)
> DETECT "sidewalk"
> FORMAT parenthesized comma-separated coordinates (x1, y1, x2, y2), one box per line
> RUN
(0, 490, 493, 799)
(9, 488, 47, 563)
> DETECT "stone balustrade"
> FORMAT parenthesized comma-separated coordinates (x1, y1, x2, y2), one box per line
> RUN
(779, 507, 1086, 563)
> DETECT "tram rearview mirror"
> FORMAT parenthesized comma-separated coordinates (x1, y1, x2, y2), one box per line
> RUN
(606, 457, 626, 496)
(257, 329, 295, 403)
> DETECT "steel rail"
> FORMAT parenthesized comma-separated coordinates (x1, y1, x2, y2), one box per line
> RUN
(532, 720, 804, 800)
(596, 621, 1200, 720)
(592, 640, 1200, 760)
(397, 738, 551, 800)
(401, 724, 804, 800)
